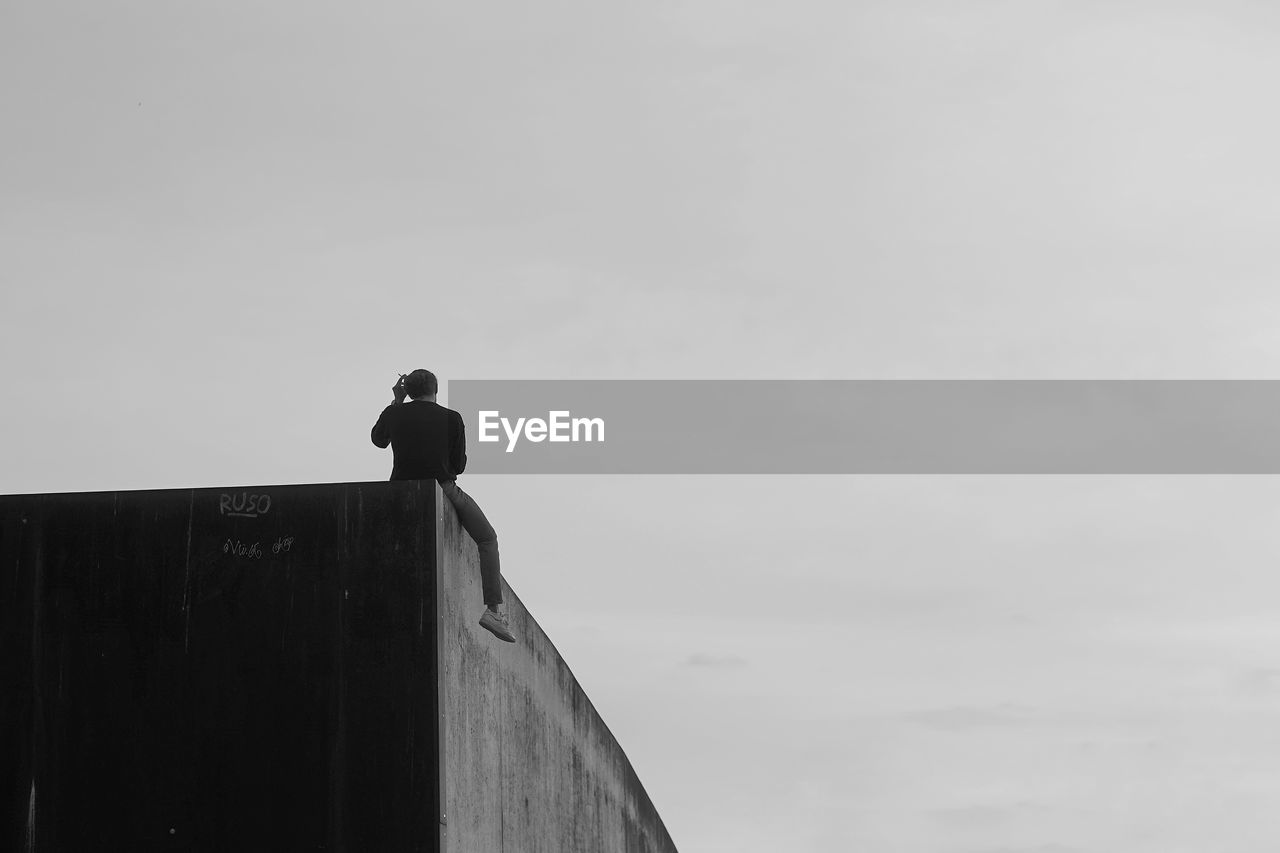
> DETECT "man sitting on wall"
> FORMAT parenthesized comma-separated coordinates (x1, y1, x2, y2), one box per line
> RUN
(371, 368, 516, 643)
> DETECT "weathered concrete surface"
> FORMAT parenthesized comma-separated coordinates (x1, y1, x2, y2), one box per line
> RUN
(1, 481, 440, 853)
(437, 485, 677, 853)
(1, 481, 677, 853)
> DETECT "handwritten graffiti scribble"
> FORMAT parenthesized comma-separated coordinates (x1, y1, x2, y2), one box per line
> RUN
(219, 492, 272, 518)
(272, 536, 295, 555)
(223, 539, 263, 559)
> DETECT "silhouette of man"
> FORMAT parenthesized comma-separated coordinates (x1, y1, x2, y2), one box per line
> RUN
(371, 369, 515, 643)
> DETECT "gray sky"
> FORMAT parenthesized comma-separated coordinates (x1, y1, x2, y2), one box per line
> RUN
(6, 2, 1280, 850)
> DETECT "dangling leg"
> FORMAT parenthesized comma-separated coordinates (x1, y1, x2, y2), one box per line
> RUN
(441, 481, 514, 642)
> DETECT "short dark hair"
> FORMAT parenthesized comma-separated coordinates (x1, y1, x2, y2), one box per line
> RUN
(404, 369, 438, 398)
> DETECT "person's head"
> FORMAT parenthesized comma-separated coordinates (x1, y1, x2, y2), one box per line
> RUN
(404, 369, 438, 400)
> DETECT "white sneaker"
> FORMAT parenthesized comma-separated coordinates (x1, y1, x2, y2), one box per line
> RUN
(479, 609, 516, 643)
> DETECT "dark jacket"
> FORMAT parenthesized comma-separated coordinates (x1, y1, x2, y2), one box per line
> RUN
(370, 400, 467, 482)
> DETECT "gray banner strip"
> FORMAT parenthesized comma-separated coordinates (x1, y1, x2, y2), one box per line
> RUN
(446, 380, 1280, 474)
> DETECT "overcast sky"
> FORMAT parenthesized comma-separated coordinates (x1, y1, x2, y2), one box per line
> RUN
(6, 2, 1280, 851)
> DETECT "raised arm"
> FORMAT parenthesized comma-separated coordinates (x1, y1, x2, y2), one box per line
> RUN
(371, 375, 408, 448)
(371, 406, 394, 448)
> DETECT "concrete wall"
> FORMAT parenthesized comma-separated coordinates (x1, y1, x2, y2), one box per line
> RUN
(436, 485, 677, 853)
(1, 482, 440, 853)
(1, 481, 677, 853)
